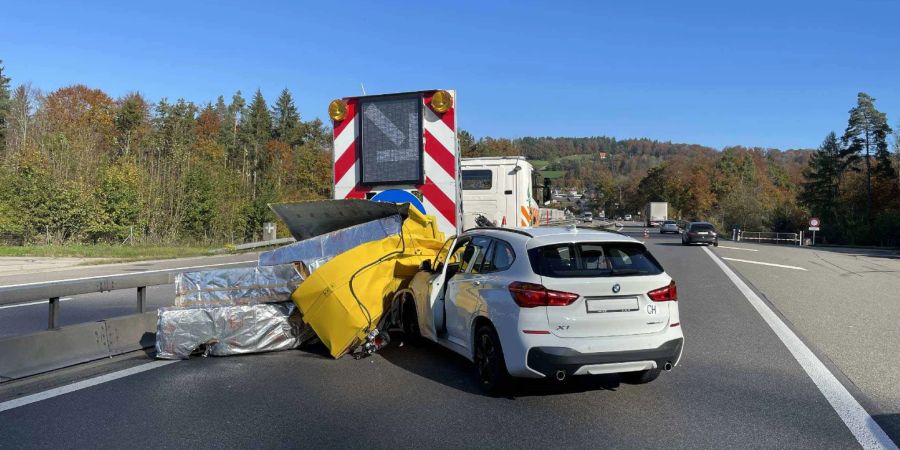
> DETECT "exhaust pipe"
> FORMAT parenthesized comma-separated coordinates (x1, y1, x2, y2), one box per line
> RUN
(664, 362, 673, 371)
(555, 370, 567, 381)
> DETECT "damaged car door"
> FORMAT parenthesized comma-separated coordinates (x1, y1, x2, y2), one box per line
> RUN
(445, 235, 492, 349)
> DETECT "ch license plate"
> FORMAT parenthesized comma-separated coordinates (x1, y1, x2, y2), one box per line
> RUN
(586, 297, 639, 313)
(698, 231, 708, 235)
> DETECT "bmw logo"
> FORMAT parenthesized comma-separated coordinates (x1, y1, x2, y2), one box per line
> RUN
(612, 284, 621, 293)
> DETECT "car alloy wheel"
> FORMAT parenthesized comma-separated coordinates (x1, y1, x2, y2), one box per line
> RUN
(474, 325, 510, 396)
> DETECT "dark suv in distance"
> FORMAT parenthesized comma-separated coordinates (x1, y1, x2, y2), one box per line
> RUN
(682, 222, 719, 246)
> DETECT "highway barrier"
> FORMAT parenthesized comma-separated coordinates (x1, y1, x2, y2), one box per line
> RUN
(0, 262, 255, 381)
(0, 311, 158, 381)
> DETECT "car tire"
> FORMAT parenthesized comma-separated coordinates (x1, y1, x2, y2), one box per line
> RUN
(402, 298, 421, 345)
(621, 368, 661, 384)
(713, 241, 719, 247)
(474, 324, 511, 396)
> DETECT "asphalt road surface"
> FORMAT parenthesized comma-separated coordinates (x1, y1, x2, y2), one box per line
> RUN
(709, 238, 900, 437)
(0, 253, 260, 338)
(0, 228, 897, 448)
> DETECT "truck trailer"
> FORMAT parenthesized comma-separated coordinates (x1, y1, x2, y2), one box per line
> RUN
(645, 202, 669, 227)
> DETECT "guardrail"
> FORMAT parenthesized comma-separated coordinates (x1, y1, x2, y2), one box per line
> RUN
(231, 237, 296, 251)
(0, 261, 258, 381)
(0, 261, 256, 329)
(736, 231, 803, 245)
(0, 272, 175, 330)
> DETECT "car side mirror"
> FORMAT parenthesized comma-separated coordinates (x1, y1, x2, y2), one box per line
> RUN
(420, 259, 433, 272)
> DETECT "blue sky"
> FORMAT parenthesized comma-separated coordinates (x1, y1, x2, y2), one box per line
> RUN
(2, 0, 898, 150)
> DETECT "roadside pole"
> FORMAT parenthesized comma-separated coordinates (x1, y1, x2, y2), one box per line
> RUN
(808, 217, 820, 246)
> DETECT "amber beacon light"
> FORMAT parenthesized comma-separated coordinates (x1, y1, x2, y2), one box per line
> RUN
(431, 90, 453, 113)
(328, 99, 348, 121)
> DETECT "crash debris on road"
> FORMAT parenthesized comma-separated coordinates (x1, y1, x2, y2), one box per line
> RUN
(173, 264, 302, 307)
(156, 302, 313, 359)
(156, 199, 444, 360)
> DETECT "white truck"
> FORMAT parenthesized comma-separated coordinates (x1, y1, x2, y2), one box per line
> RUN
(460, 156, 540, 229)
(645, 202, 668, 227)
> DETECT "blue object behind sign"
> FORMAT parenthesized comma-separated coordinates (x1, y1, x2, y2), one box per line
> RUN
(371, 189, 427, 214)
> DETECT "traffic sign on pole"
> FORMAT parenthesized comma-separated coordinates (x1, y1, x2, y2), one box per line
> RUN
(808, 217, 820, 244)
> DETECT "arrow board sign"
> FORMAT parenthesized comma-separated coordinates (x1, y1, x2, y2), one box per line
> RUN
(359, 94, 424, 186)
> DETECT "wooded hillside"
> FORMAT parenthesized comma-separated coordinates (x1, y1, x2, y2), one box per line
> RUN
(462, 93, 900, 246)
(1, 59, 897, 246)
(0, 61, 331, 244)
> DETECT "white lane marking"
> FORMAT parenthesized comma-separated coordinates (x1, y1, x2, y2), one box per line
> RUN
(0, 360, 178, 413)
(0, 260, 259, 289)
(703, 247, 897, 450)
(0, 297, 73, 310)
(716, 245, 758, 252)
(720, 257, 806, 271)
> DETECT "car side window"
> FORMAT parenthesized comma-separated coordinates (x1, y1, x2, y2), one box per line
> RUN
(467, 236, 492, 274)
(458, 243, 477, 273)
(490, 240, 515, 271)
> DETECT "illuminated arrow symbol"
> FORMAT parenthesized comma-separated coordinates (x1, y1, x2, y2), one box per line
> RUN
(364, 103, 408, 146)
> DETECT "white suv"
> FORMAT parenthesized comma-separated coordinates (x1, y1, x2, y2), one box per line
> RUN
(399, 226, 683, 395)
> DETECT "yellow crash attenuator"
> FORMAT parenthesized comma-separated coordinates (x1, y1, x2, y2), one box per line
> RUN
(291, 207, 445, 358)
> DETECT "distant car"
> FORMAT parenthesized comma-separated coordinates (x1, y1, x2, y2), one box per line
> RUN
(581, 212, 593, 223)
(624, 214, 632, 221)
(682, 222, 718, 246)
(660, 220, 679, 234)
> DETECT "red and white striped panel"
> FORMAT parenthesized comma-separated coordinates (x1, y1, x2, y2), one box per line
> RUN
(332, 98, 372, 200)
(332, 90, 459, 236)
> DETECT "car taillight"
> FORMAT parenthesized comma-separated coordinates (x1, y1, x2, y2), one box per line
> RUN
(508, 282, 579, 308)
(647, 281, 677, 302)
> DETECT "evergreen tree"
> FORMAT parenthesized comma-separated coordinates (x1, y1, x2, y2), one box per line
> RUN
(214, 96, 228, 146)
(272, 88, 302, 146)
(841, 92, 893, 221)
(0, 61, 12, 154)
(241, 89, 272, 195)
(458, 129, 476, 156)
(114, 93, 147, 157)
(226, 91, 246, 169)
(801, 132, 843, 221)
(638, 166, 667, 203)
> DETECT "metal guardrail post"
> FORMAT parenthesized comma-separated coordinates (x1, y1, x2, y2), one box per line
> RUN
(48, 297, 60, 329)
(137, 286, 146, 313)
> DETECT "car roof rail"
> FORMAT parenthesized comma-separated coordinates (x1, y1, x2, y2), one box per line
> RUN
(462, 227, 534, 238)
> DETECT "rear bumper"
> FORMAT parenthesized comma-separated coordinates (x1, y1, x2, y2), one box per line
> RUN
(686, 235, 717, 243)
(526, 338, 684, 378)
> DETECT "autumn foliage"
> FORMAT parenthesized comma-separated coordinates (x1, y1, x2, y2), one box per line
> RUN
(0, 65, 331, 244)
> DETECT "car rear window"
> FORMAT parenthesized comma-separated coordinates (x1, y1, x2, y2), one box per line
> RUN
(528, 242, 663, 278)
(691, 223, 715, 232)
